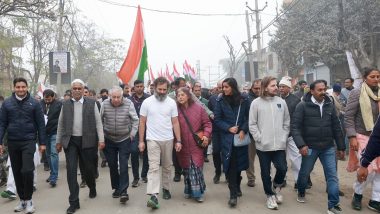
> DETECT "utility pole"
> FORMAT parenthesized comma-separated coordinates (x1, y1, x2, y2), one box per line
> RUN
(56, 0, 64, 95)
(244, 8, 255, 81)
(246, 1, 267, 79)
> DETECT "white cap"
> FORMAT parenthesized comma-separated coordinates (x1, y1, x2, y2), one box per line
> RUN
(279, 76, 292, 88)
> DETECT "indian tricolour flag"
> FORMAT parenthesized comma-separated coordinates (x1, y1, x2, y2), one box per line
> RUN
(117, 6, 148, 85)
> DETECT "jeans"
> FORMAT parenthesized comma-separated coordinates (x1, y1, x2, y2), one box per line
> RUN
(8, 140, 36, 200)
(103, 138, 131, 193)
(212, 131, 222, 176)
(297, 146, 339, 209)
(64, 137, 97, 206)
(256, 150, 287, 196)
(46, 134, 58, 183)
(131, 134, 149, 180)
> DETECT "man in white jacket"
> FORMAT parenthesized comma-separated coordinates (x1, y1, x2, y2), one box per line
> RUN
(249, 76, 290, 210)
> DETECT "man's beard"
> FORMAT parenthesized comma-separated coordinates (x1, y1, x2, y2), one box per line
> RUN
(154, 91, 167, 101)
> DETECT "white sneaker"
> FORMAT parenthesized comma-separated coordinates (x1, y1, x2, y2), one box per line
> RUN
(274, 187, 283, 204)
(25, 200, 35, 214)
(14, 200, 26, 212)
(266, 195, 278, 210)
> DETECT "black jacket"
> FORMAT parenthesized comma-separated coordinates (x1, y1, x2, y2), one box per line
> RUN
(0, 92, 46, 145)
(361, 117, 380, 167)
(41, 99, 62, 135)
(283, 93, 300, 137)
(291, 92, 345, 151)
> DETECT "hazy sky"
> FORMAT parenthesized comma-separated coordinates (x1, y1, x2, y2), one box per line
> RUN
(75, 0, 280, 86)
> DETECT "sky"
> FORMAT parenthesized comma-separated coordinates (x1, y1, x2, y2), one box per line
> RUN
(75, 0, 281, 86)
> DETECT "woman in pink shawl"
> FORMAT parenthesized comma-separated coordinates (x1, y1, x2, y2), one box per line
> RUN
(176, 87, 212, 202)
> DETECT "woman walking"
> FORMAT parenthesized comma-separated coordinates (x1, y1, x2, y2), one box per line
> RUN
(214, 78, 250, 207)
(176, 87, 212, 202)
(345, 67, 380, 212)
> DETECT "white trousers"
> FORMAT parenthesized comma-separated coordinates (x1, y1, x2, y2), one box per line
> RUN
(354, 171, 380, 201)
(286, 136, 302, 182)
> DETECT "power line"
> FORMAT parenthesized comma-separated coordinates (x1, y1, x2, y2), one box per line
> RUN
(96, 0, 249, 16)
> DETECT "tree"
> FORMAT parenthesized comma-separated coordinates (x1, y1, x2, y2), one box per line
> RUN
(269, 0, 380, 77)
(0, 0, 57, 20)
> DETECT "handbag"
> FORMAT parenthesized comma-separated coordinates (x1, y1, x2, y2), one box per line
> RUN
(233, 103, 251, 147)
(179, 107, 205, 148)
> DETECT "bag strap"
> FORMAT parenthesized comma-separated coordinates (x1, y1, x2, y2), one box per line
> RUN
(179, 107, 196, 135)
(235, 103, 242, 126)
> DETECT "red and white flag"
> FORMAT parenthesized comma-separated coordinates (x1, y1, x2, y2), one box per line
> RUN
(173, 63, 180, 78)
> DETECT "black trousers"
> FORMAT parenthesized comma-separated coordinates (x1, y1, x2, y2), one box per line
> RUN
(8, 140, 36, 200)
(227, 147, 242, 198)
(64, 136, 97, 206)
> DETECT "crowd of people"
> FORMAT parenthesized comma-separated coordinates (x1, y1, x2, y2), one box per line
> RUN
(0, 67, 380, 214)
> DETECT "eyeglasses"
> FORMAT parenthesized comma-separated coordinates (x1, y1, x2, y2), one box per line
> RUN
(72, 87, 83, 91)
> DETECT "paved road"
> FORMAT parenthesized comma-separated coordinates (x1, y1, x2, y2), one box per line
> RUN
(0, 153, 374, 213)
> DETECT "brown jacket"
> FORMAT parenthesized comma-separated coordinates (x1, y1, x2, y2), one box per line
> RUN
(344, 87, 379, 137)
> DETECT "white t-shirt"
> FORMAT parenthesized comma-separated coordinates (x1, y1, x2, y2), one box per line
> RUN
(140, 96, 178, 141)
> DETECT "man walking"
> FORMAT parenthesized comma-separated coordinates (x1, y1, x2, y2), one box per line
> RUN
(138, 77, 182, 209)
(101, 86, 139, 204)
(129, 80, 150, 187)
(0, 77, 46, 213)
(56, 79, 104, 214)
(249, 76, 290, 210)
(291, 80, 345, 214)
(41, 89, 62, 187)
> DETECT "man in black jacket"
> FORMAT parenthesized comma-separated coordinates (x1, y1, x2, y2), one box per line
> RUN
(41, 89, 62, 187)
(0, 77, 46, 213)
(291, 80, 345, 214)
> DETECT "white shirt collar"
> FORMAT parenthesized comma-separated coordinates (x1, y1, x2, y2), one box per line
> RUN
(71, 97, 84, 104)
(15, 94, 27, 101)
(311, 96, 324, 106)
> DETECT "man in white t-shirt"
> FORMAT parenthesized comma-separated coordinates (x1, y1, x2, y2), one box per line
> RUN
(138, 77, 182, 209)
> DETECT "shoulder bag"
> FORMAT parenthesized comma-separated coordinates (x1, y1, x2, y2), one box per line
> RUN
(179, 107, 205, 148)
(233, 103, 251, 147)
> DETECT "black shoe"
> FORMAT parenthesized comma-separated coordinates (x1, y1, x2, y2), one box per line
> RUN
(112, 190, 120, 198)
(66, 204, 80, 214)
(247, 180, 255, 187)
(173, 174, 181, 182)
(306, 177, 312, 189)
(228, 197, 237, 207)
(368, 200, 380, 212)
(89, 188, 97, 198)
(204, 157, 209, 162)
(294, 183, 298, 190)
(351, 193, 362, 210)
(162, 189, 171, 200)
(141, 177, 148, 183)
(132, 179, 139, 187)
(80, 180, 86, 188)
(213, 174, 220, 184)
(339, 190, 345, 196)
(120, 192, 129, 204)
(46, 177, 50, 183)
(50, 182, 56, 188)
(44, 164, 50, 171)
(101, 160, 107, 168)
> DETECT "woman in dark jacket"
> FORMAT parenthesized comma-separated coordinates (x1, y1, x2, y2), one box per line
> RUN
(176, 87, 212, 202)
(214, 78, 249, 207)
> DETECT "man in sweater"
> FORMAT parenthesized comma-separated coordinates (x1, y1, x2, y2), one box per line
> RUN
(101, 86, 139, 204)
(249, 76, 290, 210)
(291, 79, 345, 214)
(56, 79, 105, 214)
(0, 77, 46, 213)
(41, 89, 62, 188)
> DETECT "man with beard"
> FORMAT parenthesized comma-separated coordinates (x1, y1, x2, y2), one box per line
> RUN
(138, 77, 182, 209)
(41, 89, 62, 188)
(129, 80, 150, 187)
